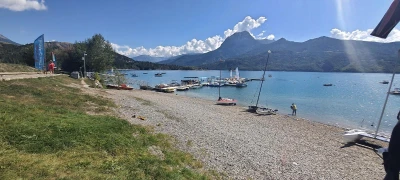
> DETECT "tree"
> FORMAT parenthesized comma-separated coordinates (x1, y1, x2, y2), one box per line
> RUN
(86, 34, 115, 72)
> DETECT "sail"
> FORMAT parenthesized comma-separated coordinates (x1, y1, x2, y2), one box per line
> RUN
(34, 34, 45, 70)
(235, 67, 239, 79)
(371, 0, 400, 38)
(230, 70, 232, 78)
(52, 52, 57, 68)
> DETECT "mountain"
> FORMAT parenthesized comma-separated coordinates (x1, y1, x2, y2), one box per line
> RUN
(258, 39, 275, 44)
(115, 53, 196, 70)
(161, 31, 400, 73)
(159, 31, 263, 66)
(202, 36, 400, 72)
(133, 55, 168, 62)
(134, 53, 201, 63)
(0, 34, 19, 45)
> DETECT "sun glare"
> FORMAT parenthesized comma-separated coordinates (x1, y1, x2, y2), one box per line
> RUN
(334, 0, 379, 73)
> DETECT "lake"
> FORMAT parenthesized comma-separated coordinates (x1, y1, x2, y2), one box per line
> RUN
(121, 70, 400, 134)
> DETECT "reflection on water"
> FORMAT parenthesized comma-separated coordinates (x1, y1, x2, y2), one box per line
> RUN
(121, 70, 400, 134)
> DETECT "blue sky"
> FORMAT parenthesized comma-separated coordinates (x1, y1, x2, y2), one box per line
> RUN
(0, 0, 397, 57)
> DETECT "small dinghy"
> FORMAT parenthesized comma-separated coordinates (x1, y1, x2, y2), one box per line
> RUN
(343, 129, 390, 143)
(106, 84, 133, 90)
(176, 86, 189, 91)
(215, 64, 237, 106)
(256, 107, 278, 115)
(216, 98, 237, 105)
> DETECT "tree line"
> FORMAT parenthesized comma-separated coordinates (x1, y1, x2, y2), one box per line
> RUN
(0, 34, 196, 72)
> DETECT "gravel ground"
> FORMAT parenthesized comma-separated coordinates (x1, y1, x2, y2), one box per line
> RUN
(101, 88, 388, 179)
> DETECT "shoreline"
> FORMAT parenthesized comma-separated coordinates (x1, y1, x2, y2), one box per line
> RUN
(176, 91, 391, 137)
(124, 70, 400, 135)
(100, 88, 387, 179)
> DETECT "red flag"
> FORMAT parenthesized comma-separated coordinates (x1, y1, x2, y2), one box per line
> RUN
(371, 0, 400, 38)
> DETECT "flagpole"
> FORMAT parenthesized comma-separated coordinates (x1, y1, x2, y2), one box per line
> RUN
(43, 36, 46, 74)
(374, 49, 399, 138)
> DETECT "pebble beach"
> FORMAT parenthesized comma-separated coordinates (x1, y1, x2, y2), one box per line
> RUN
(100, 88, 388, 179)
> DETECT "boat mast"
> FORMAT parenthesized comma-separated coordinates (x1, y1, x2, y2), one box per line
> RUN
(255, 50, 271, 107)
(374, 49, 399, 138)
(218, 59, 223, 99)
(219, 69, 221, 98)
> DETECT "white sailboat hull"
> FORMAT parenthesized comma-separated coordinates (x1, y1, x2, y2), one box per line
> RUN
(256, 108, 277, 115)
(343, 130, 364, 143)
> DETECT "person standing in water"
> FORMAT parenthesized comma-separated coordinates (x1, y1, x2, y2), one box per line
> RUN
(290, 103, 297, 116)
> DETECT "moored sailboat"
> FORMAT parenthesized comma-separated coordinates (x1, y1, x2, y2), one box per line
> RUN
(248, 50, 277, 114)
(342, 5, 399, 143)
(216, 61, 237, 105)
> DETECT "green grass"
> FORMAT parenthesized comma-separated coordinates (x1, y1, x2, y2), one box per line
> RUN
(0, 76, 218, 179)
(0, 63, 39, 72)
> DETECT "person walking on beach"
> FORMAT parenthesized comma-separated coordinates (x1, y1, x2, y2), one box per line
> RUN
(48, 60, 55, 74)
(383, 110, 400, 180)
(291, 103, 297, 116)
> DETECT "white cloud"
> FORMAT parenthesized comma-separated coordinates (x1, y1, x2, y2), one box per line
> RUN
(223, 16, 267, 38)
(330, 28, 400, 43)
(255, 30, 275, 40)
(257, 31, 266, 37)
(0, 0, 47, 11)
(112, 35, 224, 57)
(267, 34, 275, 40)
(112, 16, 272, 57)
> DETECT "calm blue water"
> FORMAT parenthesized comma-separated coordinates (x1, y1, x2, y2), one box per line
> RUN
(122, 70, 400, 134)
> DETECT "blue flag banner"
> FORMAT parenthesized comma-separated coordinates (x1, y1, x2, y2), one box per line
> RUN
(52, 52, 56, 68)
(371, 0, 400, 38)
(34, 34, 45, 70)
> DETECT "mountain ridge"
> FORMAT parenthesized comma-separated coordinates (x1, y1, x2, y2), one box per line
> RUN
(160, 31, 400, 73)
(133, 55, 168, 62)
(0, 34, 20, 45)
(158, 31, 263, 66)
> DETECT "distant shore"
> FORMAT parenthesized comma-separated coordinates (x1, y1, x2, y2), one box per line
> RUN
(96, 88, 388, 179)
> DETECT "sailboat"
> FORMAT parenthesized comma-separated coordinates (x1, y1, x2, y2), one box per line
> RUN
(131, 70, 139, 77)
(216, 63, 237, 105)
(343, 4, 397, 144)
(235, 67, 247, 87)
(343, 61, 396, 143)
(248, 50, 277, 115)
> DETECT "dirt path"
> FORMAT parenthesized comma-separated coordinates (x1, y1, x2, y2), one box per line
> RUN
(0, 72, 63, 81)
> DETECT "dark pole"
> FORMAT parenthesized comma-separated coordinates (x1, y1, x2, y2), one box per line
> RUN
(219, 68, 221, 98)
(255, 50, 271, 107)
(83, 51, 87, 78)
(374, 49, 399, 138)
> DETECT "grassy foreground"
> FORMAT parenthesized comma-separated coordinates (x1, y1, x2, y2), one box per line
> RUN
(0, 63, 39, 72)
(0, 76, 215, 179)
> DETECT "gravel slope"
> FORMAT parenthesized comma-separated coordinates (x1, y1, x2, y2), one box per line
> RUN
(103, 89, 388, 179)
